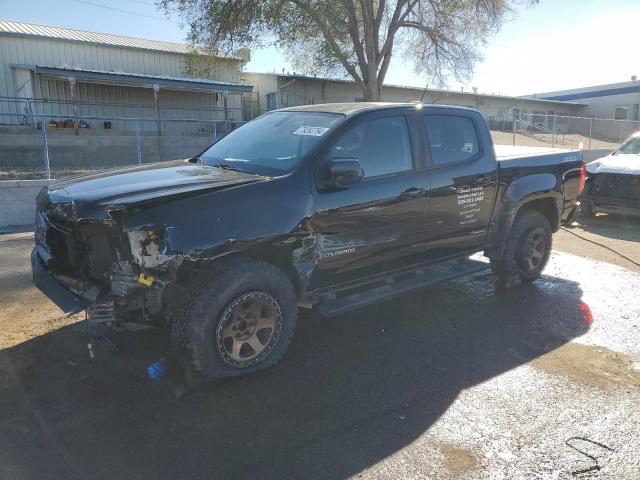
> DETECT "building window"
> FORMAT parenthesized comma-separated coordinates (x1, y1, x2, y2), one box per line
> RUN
(532, 111, 545, 127)
(615, 107, 628, 120)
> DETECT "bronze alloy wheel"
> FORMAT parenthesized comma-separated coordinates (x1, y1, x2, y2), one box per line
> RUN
(520, 227, 549, 273)
(216, 291, 283, 368)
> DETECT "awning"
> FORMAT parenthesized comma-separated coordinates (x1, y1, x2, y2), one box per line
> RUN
(29, 65, 253, 93)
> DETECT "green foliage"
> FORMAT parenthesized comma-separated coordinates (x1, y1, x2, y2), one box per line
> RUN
(162, 0, 532, 100)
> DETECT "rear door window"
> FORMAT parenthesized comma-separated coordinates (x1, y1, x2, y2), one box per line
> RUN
(423, 115, 480, 166)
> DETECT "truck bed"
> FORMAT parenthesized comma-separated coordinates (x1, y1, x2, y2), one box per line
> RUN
(494, 145, 581, 163)
(492, 144, 584, 227)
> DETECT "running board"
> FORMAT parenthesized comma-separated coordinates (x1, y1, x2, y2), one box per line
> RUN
(316, 255, 490, 317)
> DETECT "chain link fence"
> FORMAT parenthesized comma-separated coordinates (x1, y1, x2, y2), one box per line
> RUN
(487, 112, 639, 154)
(2, 99, 639, 180)
(0, 95, 263, 180)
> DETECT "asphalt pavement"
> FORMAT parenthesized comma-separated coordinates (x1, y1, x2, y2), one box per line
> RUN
(0, 230, 639, 479)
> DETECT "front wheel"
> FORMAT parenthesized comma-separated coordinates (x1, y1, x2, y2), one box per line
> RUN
(184, 259, 298, 380)
(491, 210, 552, 289)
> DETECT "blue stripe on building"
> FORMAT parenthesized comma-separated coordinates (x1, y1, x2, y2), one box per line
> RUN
(541, 85, 640, 101)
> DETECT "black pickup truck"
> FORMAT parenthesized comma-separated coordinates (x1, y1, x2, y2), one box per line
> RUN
(32, 103, 585, 380)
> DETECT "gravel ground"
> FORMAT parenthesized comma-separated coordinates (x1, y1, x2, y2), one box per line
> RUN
(0, 223, 639, 479)
(554, 215, 640, 273)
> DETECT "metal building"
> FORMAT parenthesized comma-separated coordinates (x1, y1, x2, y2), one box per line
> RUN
(529, 80, 640, 142)
(241, 72, 587, 122)
(531, 80, 640, 121)
(0, 20, 254, 132)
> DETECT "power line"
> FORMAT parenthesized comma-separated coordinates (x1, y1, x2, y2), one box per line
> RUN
(560, 226, 640, 268)
(128, 0, 158, 6)
(72, 0, 182, 25)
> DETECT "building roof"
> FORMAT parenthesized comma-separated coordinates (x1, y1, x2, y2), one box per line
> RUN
(248, 72, 587, 107)
(0, 20, 239, 60)
(32, 65, 253, 93)
(528, 80, 640, 101)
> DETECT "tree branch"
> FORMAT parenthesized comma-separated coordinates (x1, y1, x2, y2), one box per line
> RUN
(290, 0, 363, 83)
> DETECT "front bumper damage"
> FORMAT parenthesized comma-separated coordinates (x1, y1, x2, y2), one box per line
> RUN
(583, 173, 640, 217)
(31, 248, 91, 316)
(32, 207, 183, 324)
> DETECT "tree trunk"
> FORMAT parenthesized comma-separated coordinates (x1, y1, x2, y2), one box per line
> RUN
(362, 78, 382, 101)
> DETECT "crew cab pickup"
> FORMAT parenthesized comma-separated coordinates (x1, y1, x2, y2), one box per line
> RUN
(32, 103, 585, 380)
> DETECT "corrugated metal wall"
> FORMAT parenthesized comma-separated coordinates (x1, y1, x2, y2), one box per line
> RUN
(0, 34, 243, 123)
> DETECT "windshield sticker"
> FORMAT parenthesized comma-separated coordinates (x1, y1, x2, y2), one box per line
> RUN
(293, 126, 330, 136)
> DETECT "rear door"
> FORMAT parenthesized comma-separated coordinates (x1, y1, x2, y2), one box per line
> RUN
(421, 109, 499, 258)
(308, 109, 431, 289)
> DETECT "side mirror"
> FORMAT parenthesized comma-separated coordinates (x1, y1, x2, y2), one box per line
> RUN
(320, 158, 364, 189)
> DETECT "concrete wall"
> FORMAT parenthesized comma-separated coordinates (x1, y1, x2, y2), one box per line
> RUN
(0, 179, 54, 226)
(0, 132, 215, 170)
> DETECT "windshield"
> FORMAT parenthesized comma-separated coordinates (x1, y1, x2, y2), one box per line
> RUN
(199, 111, 343, 176)
(614, 136, 640, 155)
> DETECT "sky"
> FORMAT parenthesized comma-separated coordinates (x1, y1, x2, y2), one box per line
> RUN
(1, 0, 639, 96)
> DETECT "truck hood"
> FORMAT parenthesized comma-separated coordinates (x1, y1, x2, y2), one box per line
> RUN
(44, 160, 267, 220)
(587, 154, 640, 175)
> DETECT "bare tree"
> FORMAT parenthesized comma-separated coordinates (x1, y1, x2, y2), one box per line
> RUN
(162, 0, 533, 101)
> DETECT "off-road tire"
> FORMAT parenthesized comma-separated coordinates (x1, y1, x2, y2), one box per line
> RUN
(179, 259, 297, 380)
(491, 210, 552, 289)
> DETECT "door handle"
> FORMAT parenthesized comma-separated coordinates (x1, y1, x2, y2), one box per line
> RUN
(399, 187, 426, 199)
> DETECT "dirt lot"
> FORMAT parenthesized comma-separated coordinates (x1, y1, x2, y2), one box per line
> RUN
(490, 131, 620, 151)
(1, 215, 639, 479)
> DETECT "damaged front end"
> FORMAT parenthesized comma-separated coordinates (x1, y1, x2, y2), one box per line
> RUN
(584, 172, 640, 216)
(32, 191, 183, 327)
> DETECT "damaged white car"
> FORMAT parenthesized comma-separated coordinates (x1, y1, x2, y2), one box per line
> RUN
(582, 132, 640, 217)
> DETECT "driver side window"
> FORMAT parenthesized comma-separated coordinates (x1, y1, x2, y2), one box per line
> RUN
(329, 116, 413, 178)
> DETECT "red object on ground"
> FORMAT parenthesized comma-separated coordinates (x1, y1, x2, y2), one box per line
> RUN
(578, 302, 593, 326)
(578, 162, 587, 195)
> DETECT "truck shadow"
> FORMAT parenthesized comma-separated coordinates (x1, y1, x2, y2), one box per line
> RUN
(0, 271, 591, 480)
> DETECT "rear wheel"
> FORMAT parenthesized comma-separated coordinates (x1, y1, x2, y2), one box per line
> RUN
(491, 210, 552, 289)
(177, 259, 298, 381)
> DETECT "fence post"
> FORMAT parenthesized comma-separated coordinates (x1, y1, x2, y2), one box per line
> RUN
(213, 121, 217, 141)
(27, 98, 36, 132)
(40, 116, 51, 179)
(552, 115, 556, 147)
(136, 121, 142, 164)
(588, 118, 592, 151)
(512, 110, 516, 146)
(619, 122, 623, 143)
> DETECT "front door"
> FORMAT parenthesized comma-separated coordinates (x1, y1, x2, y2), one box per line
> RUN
(309, 110, 430, 289)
